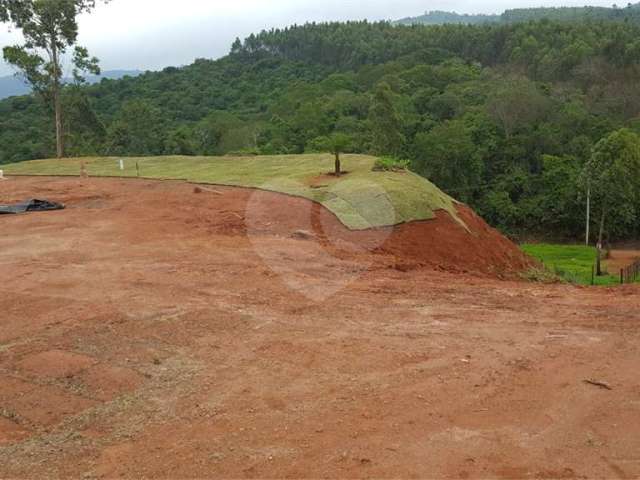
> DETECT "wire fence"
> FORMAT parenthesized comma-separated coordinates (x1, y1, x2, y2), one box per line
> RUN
(621, 259, 640, 284)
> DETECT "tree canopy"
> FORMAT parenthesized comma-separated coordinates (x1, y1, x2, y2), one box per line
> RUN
(586, 129, 640, 242)
(396, 3, 640, 26)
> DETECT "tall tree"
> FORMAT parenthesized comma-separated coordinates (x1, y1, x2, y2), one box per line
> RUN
(1, 0, 106, 158)
(585, 128, 640, 273)
(62, 86, 106, 156)
(368, 82, 404, 156)
(326, 132, 352, 176)
(106, 100, 165, 156)
(413, 119, 483, 202)
(486, 77, 550, 139)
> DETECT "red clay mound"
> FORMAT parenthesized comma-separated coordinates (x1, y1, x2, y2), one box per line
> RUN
(302, 201, 533, 278)
(378, 206, 533, 276)
(1, 176, 531, 278)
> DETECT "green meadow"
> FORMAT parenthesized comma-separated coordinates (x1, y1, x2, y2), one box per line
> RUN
(521, 243, 621, 286)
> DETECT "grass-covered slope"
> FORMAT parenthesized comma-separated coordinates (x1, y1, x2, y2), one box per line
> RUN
(3, 154, 461, 231)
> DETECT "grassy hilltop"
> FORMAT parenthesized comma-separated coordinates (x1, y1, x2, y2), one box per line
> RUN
(3, 154, 461, 231)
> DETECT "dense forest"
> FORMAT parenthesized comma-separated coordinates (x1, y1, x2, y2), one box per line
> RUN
(396, 2, 640, 25)
(1, 18, 640, 240)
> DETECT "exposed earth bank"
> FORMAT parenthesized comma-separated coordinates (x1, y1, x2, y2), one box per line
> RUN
(1, 176, 532, 277)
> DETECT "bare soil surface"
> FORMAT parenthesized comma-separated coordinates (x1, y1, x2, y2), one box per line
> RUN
(1, 176, 639, 479)
(608, 249, 640, 275)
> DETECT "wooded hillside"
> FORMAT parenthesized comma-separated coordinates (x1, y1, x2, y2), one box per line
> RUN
(2, 19, 640, 240)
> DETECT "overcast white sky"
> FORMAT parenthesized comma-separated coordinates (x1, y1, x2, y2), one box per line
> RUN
(0, 0, 616, 76)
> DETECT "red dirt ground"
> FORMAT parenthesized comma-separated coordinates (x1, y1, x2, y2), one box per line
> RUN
(1, 176, 639, 479)
(607, 249, 640, 276)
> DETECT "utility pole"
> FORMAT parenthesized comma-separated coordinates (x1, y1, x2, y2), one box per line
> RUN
(585, 182, 591, 246)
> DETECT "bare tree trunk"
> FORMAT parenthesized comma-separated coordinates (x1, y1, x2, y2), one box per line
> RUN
(596, 205, 607, 276)
(334, 151, 341, 177)
(54, 90, 63, 158)
(585, 183, 591, 246)
(51, 39, 64, 159)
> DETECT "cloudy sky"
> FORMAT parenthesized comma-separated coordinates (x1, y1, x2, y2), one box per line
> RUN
(0, 0, 616, 76)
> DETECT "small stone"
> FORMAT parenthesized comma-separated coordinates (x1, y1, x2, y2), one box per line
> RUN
(291, 229, 316, 240)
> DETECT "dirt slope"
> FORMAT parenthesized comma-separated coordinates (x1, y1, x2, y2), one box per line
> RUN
(1, 176, 530, 277)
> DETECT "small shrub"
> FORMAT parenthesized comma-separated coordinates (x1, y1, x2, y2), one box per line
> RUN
(225, 147, 260, 156)
(520, 267, 563, 284)
(373, 156, 410, 172)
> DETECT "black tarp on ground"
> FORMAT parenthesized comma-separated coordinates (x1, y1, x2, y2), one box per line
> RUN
(0, 199, 65, 215)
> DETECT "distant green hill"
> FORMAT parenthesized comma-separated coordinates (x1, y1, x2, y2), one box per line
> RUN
(395, 3, 640, 25)
(0, 70, 143, 100)
(395, 11, 499, 26)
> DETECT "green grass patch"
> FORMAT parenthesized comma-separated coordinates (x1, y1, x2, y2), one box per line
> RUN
(372, 156, 411, 172)
(521, 243, 620, 286)
(3, 154, 462, 231)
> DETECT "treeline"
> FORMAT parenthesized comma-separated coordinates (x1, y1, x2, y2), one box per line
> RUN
(1, 19, 640, 240)
(395, 11, 500, 26)
(397, 3, 640, 26)
(503, 4, 640, 23)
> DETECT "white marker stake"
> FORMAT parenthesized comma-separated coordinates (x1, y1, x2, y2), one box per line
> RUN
(119, 159, 124, 171)
(0, 169, 4, 179)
